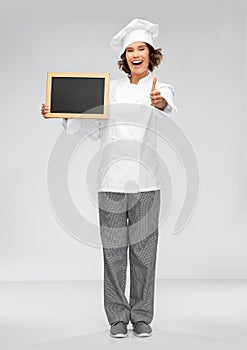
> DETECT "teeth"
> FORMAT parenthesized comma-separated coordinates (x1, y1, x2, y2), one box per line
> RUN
(133, 60, 142, 65)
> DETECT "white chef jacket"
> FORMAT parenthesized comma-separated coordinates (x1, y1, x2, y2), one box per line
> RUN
(64, 72, 177, 193)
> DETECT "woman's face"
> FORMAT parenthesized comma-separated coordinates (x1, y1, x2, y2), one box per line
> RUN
(125, 42, 150, 76)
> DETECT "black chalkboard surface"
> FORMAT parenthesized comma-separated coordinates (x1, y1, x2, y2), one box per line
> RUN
(45, 72, 110, 119)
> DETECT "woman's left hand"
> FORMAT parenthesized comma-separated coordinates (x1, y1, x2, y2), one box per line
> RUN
(150, 76, 168, 110)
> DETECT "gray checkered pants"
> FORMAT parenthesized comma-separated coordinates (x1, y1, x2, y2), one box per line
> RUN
(98, 190, 160, 325)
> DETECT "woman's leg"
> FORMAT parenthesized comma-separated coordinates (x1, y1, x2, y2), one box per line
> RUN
(127, 190, 160, 325)
(98, 191, 130, 325)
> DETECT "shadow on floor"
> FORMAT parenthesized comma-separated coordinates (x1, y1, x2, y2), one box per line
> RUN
(19, 328, 238, 350)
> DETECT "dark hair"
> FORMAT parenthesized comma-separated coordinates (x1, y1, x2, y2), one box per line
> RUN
(117, 43, 163, 75)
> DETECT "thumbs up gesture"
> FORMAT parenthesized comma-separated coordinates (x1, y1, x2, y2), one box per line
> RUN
(150, 76, 167, 110)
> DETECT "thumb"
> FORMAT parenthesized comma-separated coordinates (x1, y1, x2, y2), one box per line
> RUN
(151, 76, 157, 91)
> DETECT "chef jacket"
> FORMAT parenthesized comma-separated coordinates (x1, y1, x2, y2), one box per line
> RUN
(64, 72, 177, 193)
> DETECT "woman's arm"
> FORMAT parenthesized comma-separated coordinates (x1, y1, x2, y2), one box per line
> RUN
(41, 103, 101, 140)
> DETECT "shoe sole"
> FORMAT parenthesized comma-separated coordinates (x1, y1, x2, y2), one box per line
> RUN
(134, 331, 152, 337)
(110, 333, 128, 338)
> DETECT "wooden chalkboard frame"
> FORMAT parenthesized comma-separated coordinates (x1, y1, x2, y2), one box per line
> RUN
(45, 72, 110, 119)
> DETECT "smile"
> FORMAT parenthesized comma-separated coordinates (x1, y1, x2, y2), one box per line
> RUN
(132, 60, 143, 66)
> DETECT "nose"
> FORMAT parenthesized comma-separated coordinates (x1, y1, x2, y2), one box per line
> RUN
(133, 50, 139, 57)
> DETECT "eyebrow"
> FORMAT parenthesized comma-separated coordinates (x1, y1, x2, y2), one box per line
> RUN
(126, 45, 147, 49)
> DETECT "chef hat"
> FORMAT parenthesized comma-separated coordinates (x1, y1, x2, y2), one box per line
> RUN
(110, 18, 159, 54)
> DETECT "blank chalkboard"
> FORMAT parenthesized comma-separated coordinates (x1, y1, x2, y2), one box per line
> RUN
(45, 72, 110, 119)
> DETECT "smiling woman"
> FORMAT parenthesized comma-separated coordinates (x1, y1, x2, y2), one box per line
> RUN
(118, 42, 163, 77)
(41, 17, 177, 340)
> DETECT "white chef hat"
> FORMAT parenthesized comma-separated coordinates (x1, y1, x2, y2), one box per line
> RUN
(110, 18, 159, 54)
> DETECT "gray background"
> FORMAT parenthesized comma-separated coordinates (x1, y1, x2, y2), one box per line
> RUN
(0, 0, 246, 280)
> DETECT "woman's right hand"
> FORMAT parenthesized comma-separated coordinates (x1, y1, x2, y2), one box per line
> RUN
(41, 103, 50, 117)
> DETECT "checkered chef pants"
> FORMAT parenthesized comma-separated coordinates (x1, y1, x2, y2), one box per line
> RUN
(98, 190, 160, 325)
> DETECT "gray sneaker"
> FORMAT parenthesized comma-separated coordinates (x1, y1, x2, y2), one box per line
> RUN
(133, 321, 152, 337)
(110, 321, 128, 338)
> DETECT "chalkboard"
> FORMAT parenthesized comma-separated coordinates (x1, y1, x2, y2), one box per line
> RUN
(45, 72, 110, 119)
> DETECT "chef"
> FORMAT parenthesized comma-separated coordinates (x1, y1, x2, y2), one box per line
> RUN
(41, 18, 177, 339)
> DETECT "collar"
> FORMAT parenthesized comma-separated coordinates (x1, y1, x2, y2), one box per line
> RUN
(125, 71, 152, 85)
